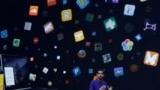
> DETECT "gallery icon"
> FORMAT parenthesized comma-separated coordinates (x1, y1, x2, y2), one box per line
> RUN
(47, 0, 57, 7)
(104, 17, 117, 32)
(114, 67, 124, 78)
(61, 9, 72, 22)
(121, 39, 134, 51)
(144, 51, 159, 66)
(123, 4, 136, 16)
(29, 5, 39, 16)
(74, 30, 85, 42)
(43, 21, 54, 34)
(76, 0, 90, 10)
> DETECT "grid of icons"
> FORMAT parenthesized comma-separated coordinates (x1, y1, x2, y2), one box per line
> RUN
(0, 0, 160, 90)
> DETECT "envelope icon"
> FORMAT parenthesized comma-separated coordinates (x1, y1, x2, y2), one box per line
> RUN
(144, 51, 159, 66)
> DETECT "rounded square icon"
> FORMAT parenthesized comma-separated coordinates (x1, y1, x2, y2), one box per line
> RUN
(29, 5, 39, 16)
(74, 30, 85, 42)
(144, 51, 159, 67)
(1, 30, 8, 39)
(13, 38, 21, 47)
(24, 22, 32, 31)
(123, 4, 136, 16)
(43, 21, 54, 34)
(104, 17, 117, 32)
(61, 9, 72, 22)
(47, 0, 57, 7)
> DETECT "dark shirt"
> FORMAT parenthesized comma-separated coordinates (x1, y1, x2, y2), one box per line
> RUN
(89, 80, 107, 90)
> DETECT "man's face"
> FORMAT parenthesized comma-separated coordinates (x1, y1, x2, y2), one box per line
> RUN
(96, 70, 104, 79)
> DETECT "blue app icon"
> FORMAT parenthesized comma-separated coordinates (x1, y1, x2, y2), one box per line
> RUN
(114, 67, 124, 78)
(72, 66, 81, 77)
(1, 30, 8, 39)
(76, 0, 90, 10)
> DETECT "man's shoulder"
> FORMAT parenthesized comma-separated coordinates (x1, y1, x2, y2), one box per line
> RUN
(90, 80, 97, 83)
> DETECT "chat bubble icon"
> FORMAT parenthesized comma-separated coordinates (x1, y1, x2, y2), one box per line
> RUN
(114, 67, 124, 78)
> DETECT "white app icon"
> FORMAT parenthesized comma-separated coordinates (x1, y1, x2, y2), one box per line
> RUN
(124, 4, 136, 16)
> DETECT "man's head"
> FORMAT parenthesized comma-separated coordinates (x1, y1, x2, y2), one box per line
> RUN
(96, 69, 105, 80)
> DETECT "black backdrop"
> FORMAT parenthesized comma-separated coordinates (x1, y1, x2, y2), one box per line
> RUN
(0, 0, 160, 90)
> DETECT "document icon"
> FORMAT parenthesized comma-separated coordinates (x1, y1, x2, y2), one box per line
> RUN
(144, 51, 159, 66)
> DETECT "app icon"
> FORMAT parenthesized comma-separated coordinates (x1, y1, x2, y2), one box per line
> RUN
(72, 66, 81, 77)
(105, 0, 119, 3)
(74, 30, 85, 42)
(29, 5, 39, 16)
(29, 73, 37, 81)
(102, 53, 112, 63)
(135, 34, 142, 41)
(88, 68, 93, 74)
(63, 0, 67, 5)
(104, 17, 117, 32)
(121, 39, 134, 51)
(33, 37, 39, 44)
(0, 30, 8, 39)
(42, 67, 49, 74)
(76, 0, 90, 10)
(61, 9, 72, 22)
(13, 38, 20, 47)
(123, 4, 136, 16)
(94, 43, 102, 52)
(24, 22, 32, 31)
(43, 21, 54, 34)
(144, 20, 156, 31)
(144, 51, 159, 66)
(140, 0, 147, 2)
(47, 0, 57, 7)
(114, 67, 124, 78)
(57, 33, 64, 41)
(85, 13, 94, 22)
(77, 49, 86, 58)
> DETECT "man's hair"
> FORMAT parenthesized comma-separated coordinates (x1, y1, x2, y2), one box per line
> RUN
(97, 69, 105, 74)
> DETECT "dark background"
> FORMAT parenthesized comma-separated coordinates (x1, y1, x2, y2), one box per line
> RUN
(0, 0, 160, 90)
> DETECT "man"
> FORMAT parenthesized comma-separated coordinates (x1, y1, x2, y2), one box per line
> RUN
(89, 69, 112, 90)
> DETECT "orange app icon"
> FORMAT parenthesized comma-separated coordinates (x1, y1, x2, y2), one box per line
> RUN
(47, 0, 57, 7)
(29, 5, 39, 16)
(144, 51, 159, 66)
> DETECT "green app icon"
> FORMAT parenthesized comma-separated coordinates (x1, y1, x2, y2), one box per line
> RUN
(104, 17, 117, 32)
(13, 38, 20, 47)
